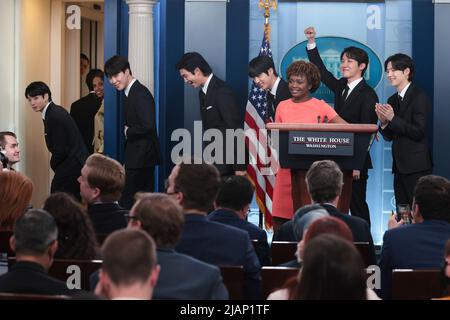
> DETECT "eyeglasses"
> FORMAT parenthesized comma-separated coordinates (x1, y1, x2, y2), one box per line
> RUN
(124, 214, 139, 223)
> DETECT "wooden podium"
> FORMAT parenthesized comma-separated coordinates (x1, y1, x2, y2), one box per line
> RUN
(266, 123, 378, 214)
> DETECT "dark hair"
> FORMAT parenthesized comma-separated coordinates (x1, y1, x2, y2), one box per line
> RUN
(384, 53, 415, 81)
(286, 61, 321, 93)
(0, 131, 17, 149)
(249, 56, 277, 78)
(104, 55, 132, 78)
(296, 234, 366, 300)
(413, 175, 450, 223)
(0, 172, 33, 230)
(13, 209, 58, 255)
(341, 46, 369, 76)
(43, 193, 98, 260)
(85, 69, 104, 91)
(175, 52, 212, 76)
(24, 81, 52, 101)
(306, 160, 343, 203)
(85, 154, 125, 202)
(215, 176, 254, 212)
(175, 163, 221, 212)
(304, 216, 354, 244)
(133, 193, 184, 248)
(80, 53, 89, 62)
(292, 204, 329, 241)
(102, 229, 157, 286)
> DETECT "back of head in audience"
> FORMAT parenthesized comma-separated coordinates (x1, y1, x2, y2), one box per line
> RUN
(167, 162, 221, 213)
(303, 216, 354, 244)
(305, 160, 343, 204)
(11, 209, 58, 270)
(412, 175, 450, 224)
(296, 234, 366, 300)
(98, 229, 159, 300)
(129, 193, 184, 248)
(0, 171, 33, 230)
(214, 176, 254, 218)
(292, 204, 329, 241)
(43, 192, 98, 260)
(79, 154, 125, 203)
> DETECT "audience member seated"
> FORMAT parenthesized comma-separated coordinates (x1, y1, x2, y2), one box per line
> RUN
(70, 69, 104, 154)
(79, 154, 127, 234)
(128, 193, 228, 299)
(0, 171, 33, 230)
(273, 160, 376, 264)
(269, 216, 380, 300)
(279, 204, 329, 267)
(297, 234, 367, 299)
(0, 131, 21, 171)
(0, 209, 76, 296)
(95, 229, 159, 300)
(43, 193, 98, 260)
(168, 161, 262, 299)
(209, 175, 271, 266)
(379, 175, 450, 299)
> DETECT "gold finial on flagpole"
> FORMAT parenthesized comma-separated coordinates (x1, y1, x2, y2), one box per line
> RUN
(258, 0, 277, 42)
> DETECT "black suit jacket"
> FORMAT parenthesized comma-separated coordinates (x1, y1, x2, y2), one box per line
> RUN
(154, 248, 229, 300)
(0, 261, 75, 295)
(307, 46, 378, 169)
(379, 83, 432, 174)
(266, 78, 292, 121)
(208, 208, 271, 266)
(200, 75, 246, 175)
(44, 103, 87, 177)
(124, 80, 161, 169)
(70, 93, 102, 154)
(87, 202, 128, 234)
(175, 214, 261, 299)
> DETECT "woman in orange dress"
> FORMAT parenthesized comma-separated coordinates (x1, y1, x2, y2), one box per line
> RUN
(272, 61, 346, 230)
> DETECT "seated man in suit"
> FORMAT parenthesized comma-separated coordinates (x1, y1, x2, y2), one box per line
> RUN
(167, 161, 261, 299)
(248, 55, 291, 122)
(128, 193, 228, 300)
(70, 69, 104, 154)
(78, 153, 128, 234)
(0, 131, 21, 171)
(95, 229, 160, 300)
(209, 175, 271, 266)
(25, 81, 88, 201)
(0, 209, 75, 296)
(273, 160, 376, 265)
(379, 175, 450, 299)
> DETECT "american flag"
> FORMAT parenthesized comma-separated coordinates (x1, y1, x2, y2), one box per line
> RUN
(245, 32, 277, 230)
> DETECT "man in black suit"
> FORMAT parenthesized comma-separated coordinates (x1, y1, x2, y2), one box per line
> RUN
(78, 153, 127, 234)
(248, 55, 291, 122)
(176, 52, 246, 178)
(128, 193, 229, 300)
(167, 162, 262, 299)
(0, 209, 74, 296)
(209, 175, 271, 266)
(305, 27, 378, 226)
(70, 69, 104, 154)
(376, 53, 432, 207)
(104, 55, 161, 209)
(25, 81, 87, 200)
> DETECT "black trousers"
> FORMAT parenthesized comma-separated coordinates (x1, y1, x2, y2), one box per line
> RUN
(350, 168, 371, 226)
(51, 164, 82, 202)
(120, 166, 155, 209)
(394, 169, 432, 208)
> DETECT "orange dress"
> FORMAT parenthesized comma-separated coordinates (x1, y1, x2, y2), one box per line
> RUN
(272, 97, 338, 219)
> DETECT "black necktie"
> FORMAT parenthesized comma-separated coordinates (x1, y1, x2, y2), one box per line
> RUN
(342, 85, 350, 101)
(398, 94, 403, 103)
(266, 92, 275, 121)
(199, 91, 206, 109)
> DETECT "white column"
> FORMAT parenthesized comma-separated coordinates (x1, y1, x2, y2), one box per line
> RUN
(126, 0, 158, 93)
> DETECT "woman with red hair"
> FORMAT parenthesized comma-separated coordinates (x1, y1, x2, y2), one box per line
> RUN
(0, 171, 33, 230)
